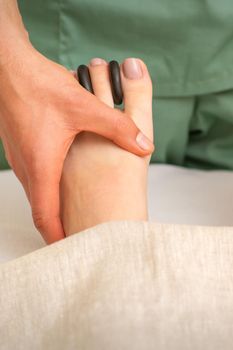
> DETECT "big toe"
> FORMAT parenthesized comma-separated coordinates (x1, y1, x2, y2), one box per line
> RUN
(121, 58, 153, 141)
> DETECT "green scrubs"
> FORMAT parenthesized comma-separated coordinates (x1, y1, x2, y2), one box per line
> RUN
(1, 0, 233, 170)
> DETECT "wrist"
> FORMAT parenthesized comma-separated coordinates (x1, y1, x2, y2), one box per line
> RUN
(0, 1, 34, 68)
(0, 30, 35, 71)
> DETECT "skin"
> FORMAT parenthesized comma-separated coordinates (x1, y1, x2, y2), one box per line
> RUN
(61, 58, 153, 236)
(0, 0, 154, 244)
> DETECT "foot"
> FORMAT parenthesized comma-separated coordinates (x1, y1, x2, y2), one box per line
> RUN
(60, 58, 153, 235)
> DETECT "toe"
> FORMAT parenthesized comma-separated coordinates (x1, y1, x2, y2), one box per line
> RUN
(121, 58, 153, 140)
(88, 58, 114, 108)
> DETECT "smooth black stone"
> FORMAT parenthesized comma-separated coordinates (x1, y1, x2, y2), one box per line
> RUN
(77, 65, 94, 94)
(109, 60, 123, 105)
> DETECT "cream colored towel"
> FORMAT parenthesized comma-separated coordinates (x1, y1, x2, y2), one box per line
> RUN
(1, 166, 233, 263)
(1, 221, 233, 350)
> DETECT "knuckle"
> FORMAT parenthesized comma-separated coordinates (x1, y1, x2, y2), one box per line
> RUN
(32, 211, 49, 232)
(113, 116, 130, 138)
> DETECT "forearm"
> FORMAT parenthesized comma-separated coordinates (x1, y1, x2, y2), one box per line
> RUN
(0, 0, 31, 67)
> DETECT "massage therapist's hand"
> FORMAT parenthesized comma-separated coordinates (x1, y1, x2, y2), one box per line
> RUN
(0, 31, 153, 243)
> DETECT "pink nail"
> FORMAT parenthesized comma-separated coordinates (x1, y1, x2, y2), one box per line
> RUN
(136, 132, 154, 151)
(90, 58, 107, 66)
(123, 58, 143, 79)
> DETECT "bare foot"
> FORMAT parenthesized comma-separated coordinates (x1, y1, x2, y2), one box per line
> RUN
(60, 58, 153, 235)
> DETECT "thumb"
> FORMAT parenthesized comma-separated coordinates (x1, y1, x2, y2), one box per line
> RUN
(71, 91, 154, 156)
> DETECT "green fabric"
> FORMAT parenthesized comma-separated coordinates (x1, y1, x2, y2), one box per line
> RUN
(1, 0, 233, 170)
(152, 92, 233, 169)
(18, 0, 233, 97)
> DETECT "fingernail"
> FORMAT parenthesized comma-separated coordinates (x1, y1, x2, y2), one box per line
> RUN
(90, 58, 107, 66)
(136, 131, 154, 151)
(123, 58, 143, 79)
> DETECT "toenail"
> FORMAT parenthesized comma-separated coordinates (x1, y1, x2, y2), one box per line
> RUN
(136, 131, 154, 151)
(90, 58, 107, 66)
(123, 58, 143, 80)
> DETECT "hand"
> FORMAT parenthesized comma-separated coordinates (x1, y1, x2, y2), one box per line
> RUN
(0, 45, 154, 243)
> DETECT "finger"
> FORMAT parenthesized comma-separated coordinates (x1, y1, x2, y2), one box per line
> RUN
(69, 88, 154, 156)
(28, 159, 66, 244)
(0, 137, 30, 198)
(88, 58, 114, 107)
